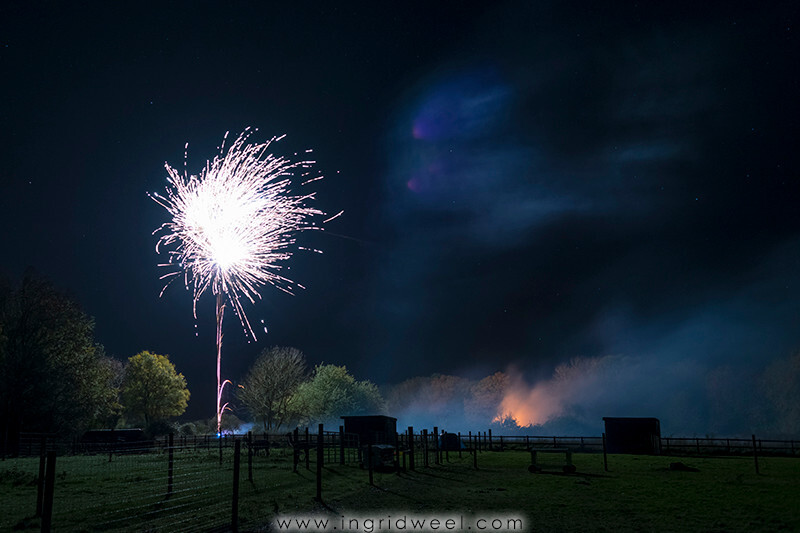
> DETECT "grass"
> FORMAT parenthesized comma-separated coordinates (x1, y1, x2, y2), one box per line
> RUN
(2, 447, 799, 532)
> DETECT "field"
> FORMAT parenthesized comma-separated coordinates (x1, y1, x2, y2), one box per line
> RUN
(2, 446, 800, 532)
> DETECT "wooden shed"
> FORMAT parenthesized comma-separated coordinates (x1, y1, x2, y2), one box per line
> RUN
(340, 415, 397, 445)
(603, 417, 662, 455)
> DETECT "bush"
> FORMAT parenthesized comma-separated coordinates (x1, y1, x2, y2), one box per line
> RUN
(177, 422, 199, 435)
(144, 420, 176, 438)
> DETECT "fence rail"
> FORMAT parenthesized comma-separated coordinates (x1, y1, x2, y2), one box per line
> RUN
(9, 431, 800, 460)
(2, 428, 797, 531)
(661, 436, 798, 456)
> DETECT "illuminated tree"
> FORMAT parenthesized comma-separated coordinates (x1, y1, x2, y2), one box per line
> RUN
(121, 351, 190, 426)
(290, 364, 385, 425)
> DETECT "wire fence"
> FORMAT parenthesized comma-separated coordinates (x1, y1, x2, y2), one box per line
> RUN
(1, 430, 365, 532)
(1, 428, 798, 531)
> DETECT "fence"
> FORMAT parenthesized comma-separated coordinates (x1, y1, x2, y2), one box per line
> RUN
(1, 428, 369, 532)
(3, 435, 244, 531)
(661, 436, 798, 456)
(2, 428, 797, 531)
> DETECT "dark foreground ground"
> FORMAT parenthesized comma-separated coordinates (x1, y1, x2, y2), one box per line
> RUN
(2, 448, 799, 531)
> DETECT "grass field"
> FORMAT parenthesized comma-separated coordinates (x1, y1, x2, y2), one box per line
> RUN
(2, 447, 799, 532)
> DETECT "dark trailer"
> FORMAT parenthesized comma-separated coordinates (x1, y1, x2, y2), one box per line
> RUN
(341, 415, 398, 470)
(340, 415, 397, 445)
(603, 417, 662, 455)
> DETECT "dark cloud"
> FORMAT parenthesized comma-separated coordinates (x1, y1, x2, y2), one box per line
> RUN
(1, 2, 798, 430)
(365, 2, 800, 435)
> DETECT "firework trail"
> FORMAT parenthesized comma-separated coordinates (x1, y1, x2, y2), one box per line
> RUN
(150, 128, 338, 433)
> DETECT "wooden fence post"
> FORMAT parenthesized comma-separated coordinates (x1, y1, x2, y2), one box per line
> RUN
(433, 427, 439, 465)
(368, 444, 374, 486)
(339, 426, 345, 465)
(305, 427, 310, 470)
(458, 432, 462, 459)
(316, 424, 324, 501)
(232, 439, 241, 533)
(1, 425, 6, 460)
(394, 432, 401, 473)
(247, 432, 253, 483)
(408, 427, 415, 471)
(41, 451, 56, 533)
(488, 429, 493, 451)
(602, 432, 609, 472)
(36, 436, 46, 516)
(167, 433, 174, 499)
(293, 428, 299, 473)
(422, 430, 429, 467)
(752, 434, 760, 474)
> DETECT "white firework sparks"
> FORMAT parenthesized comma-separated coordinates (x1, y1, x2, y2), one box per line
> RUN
(150, 128, 338, 433)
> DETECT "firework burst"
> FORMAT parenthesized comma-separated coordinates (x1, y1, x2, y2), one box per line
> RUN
(150, 128, 337, 433)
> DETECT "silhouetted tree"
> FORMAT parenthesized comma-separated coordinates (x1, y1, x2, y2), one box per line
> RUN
(0, 272, 113, 454)
(386, 374, 473, 428)
(760, 351, 800, 436)
(465, 371, 509, 424)
(92, 356, 125, 428)
(237, 346, 307, 431)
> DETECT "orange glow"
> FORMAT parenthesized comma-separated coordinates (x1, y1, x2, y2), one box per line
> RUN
(493, 357, 615, 427)
(493, 379, 565, 427)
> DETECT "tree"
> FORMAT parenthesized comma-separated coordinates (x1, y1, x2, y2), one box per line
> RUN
(289, 364, 385, 425)
(237, 346, 307, 431)
(760, 351, 800, 436)
(121, 351, 190, 426)
(94, 356, 125, 428)
(465, 371, 510, 424)
(0, 272, 113, 453)
(385, 374, 473, 428)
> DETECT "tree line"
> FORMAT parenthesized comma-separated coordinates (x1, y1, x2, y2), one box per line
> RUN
(0, 272, 389, 442)
(237, 347, 384, 431)
(0, 273, 190, 451)
(5, 272, 798, 445)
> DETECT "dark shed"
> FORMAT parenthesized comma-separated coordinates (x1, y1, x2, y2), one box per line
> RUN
(440, 432, 465, 451)
(603, 417, 662, 455)
(341, 415, 397, 445)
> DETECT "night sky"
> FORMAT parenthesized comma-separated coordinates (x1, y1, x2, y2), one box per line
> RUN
(2, 2, 799, 432)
